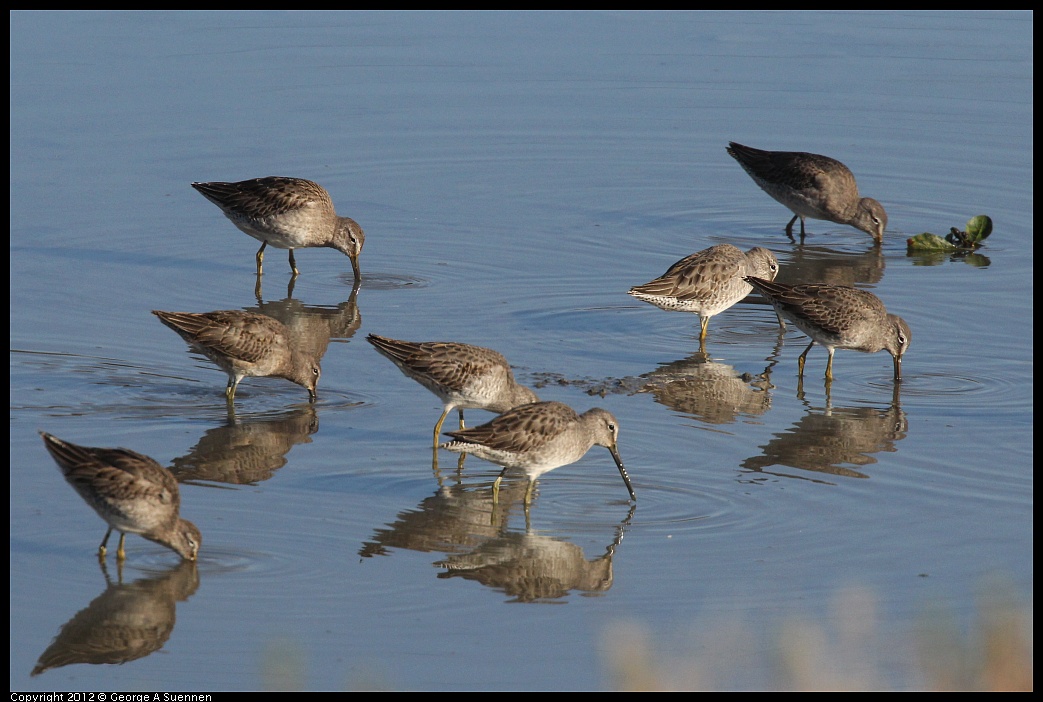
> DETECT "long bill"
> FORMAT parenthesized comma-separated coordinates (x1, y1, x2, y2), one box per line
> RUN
(609, 445, 636, 501)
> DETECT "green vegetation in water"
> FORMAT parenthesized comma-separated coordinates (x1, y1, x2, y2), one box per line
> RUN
(907, 215, 993, 252)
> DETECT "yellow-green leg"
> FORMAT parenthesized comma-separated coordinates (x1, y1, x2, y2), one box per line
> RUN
(288, 249, 299, 277)
(432, 409, 450, 448)
(798, 341, 815, 378)
(116, 533, 127, 562)
(255, 241, 267, 276)
(492, 470, 507, 505)
(432, 408, 467, 448)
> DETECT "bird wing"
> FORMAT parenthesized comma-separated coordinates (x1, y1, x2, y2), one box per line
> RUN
(445, 402, 577, 453)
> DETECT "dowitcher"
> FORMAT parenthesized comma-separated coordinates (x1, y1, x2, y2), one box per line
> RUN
(629, 243, 779, 341)
(440, 401, 636, 504)
(192, 177, 365, 281)
(726, 142, 887, 243)
(367, 334, 539, 446)
(744, 277, 910, 381)
(153, 310, 320, 402)
(40, 432, 201, 561)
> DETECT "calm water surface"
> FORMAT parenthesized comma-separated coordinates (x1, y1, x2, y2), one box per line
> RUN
(10, 11, 1032, 691)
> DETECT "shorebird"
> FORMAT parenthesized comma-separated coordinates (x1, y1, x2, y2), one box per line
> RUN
(629, 243, 779, 341)
(440, 401, 636, 505)
(727, 142, 887, 243)
(745, 277, 910, 382)
(40, 432, 201, 561)
(192, 176, 365, 281)
(367, 334, 539, 446)
(153, 310, 320, 402)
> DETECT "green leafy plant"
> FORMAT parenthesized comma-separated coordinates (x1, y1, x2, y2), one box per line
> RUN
(907, 215, 993, 252)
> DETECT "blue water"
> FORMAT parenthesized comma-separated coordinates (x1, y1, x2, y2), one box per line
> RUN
(10, 11, 1032, 691)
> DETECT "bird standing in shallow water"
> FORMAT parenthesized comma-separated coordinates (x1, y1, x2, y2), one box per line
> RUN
(40, 432, 201, 562)
(440, 401, 636, 505)
(192, 177, 365, 283)
(367, 334, 539, 447)
(629, 243, 779, 343)
(744, 277, 911, 382)
(153, 310, 321, 403)
(726, 142, 887, 243)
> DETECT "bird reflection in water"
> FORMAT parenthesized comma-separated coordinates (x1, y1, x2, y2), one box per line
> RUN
(31, 559, 199, 676)
(741, 384, 907, 482)
(359, 478, 635, 603)
(636, 349, 776, 426)
(435, 504, 635, 603)
(170, 405, 320, 486)
(251, 283, 362, 367)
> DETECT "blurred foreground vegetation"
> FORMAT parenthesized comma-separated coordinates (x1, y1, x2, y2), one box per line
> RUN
(260, 580, 1031, 691)
(602, 583, 1032, 691)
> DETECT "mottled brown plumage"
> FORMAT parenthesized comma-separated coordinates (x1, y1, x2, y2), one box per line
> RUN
(192, 176, 365, 280)
(153, 310, 320, 402)
(441, 401, 636, 504)
(40, 432, 201, 561)
(727, 142, 887, 242)
(367, 334, 539, 446)
(629, 244, 779, 341)
(745, 277, 911, 381)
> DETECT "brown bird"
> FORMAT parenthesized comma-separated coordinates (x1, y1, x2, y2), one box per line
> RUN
(192, 176, 365, 281)
(367, 334, 539, 446)
(745, 277, 910, 382)
(629, 243, 779, 342)
(40, 432, 201, 561)
(153, 310, 320, 403)
(727, 142, 887, 243)
(441, 401, 636, 505)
